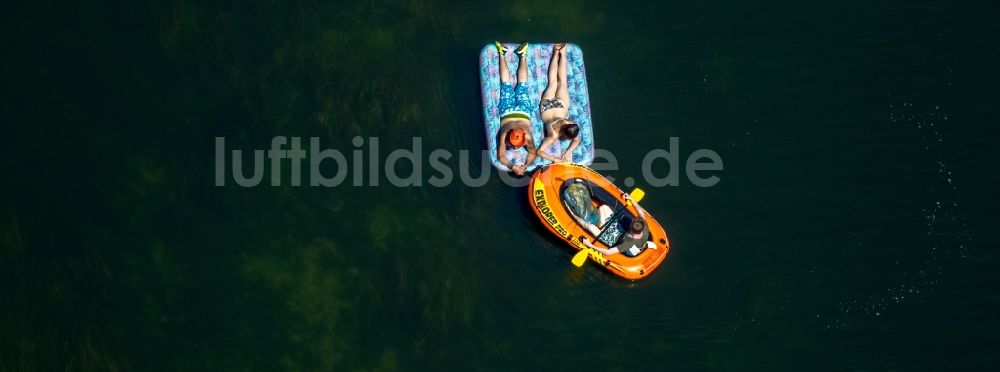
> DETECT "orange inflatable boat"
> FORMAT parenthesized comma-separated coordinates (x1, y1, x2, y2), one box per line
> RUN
(529, 163, 670, 280)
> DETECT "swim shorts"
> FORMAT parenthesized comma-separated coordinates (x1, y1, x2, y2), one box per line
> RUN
(498, 82, 532, 118)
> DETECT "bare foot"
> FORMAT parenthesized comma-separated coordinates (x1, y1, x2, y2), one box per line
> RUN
(554, 43, 566, 51)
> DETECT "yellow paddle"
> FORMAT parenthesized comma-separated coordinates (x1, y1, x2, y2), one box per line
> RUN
(571, 245, 590, 267)
(572, 187, 645, 267)
(629, 188, 646, 202)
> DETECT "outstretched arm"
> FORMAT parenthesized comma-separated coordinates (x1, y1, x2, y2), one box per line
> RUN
(496, 129, 513, 169)
(624, 193, 647, 219)
(560, 137, 581, 162)
(536, 135, 562, 163)
(580, 236, 619, 256)
(523, 135, 538, 168)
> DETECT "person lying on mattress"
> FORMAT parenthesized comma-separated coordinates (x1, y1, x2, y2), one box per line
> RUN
(537, 43, 581, 163)
(573, 192, 652, 257)
(494, 41, 538, 176)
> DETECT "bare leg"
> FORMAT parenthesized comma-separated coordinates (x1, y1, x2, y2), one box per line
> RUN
(498, 49, 510, 84)
(555, 46, 569, 104)
(541, 44, 570, 125)
(542, 44, 561, 100)
(516, 52, 528, 84)
(598, 205, 614, 227)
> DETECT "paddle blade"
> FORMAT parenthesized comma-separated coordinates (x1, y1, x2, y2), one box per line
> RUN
(571, 249, 588, 267)
(630, 188, 646, 203)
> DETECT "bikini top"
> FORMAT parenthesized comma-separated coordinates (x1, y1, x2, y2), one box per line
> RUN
(547, 117, 571, 132)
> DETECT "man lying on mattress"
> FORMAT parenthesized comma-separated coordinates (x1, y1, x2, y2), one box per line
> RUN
(494, 41, 537, 176)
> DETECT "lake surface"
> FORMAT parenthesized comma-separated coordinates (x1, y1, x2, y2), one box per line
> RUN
(4, 0, 1000, 370)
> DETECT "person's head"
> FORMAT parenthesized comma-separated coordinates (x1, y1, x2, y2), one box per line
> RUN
(559, 122, 580, 140)
(630, 218, 646, 235)
(507, 128, 526, 148)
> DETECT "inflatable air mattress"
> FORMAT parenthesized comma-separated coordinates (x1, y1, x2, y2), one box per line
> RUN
(479, 43, 596, 172)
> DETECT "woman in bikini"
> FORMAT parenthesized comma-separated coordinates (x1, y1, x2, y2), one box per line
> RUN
(536, 43, 581, 163)
(494, 41, 537, 176)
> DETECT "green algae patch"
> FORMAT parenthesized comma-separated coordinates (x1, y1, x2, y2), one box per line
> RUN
(242, 238, 362, 370)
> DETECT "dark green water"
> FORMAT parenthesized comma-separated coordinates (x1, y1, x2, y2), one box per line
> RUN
(4, 0, 1000, 370)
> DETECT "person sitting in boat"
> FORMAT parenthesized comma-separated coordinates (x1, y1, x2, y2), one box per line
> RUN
(494, 41, 538, 176)
(536, 43, 581, 163)
(576, 193, 652, 257)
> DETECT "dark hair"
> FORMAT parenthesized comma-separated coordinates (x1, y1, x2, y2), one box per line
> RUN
(559, 123, 580, 140)
(630, 218, 646, 234)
